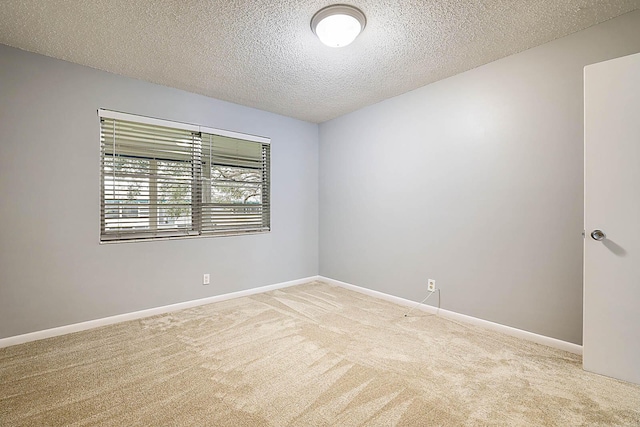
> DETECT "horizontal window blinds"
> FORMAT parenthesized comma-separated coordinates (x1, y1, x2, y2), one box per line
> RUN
(201, 134, 270, 235)
(99, 111, 270, 242)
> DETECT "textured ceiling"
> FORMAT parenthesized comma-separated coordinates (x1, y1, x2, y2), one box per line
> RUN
(0, 1, 638, 123)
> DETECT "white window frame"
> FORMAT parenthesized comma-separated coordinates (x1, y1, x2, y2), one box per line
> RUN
(99, 109, 271, 243)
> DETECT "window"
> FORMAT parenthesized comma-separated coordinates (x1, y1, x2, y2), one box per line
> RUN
(99, 110, 270, 242)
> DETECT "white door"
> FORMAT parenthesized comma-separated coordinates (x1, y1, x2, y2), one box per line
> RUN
(584, 52, 640, 385)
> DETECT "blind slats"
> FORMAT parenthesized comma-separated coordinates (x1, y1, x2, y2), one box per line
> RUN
(100, 114, 270, 242)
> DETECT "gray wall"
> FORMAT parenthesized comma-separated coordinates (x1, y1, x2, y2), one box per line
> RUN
(319, 11, 640, 344)
(0, 45, 319, 339)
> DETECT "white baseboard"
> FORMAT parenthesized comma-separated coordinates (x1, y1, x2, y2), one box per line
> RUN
(1, 275, 582, 356)
(0, 275, 320, 349)
(320, 276, 583, 355)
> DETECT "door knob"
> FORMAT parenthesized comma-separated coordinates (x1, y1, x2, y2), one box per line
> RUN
(591, 229, 606, 241)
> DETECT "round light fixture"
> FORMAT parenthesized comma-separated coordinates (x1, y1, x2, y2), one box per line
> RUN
(311, 4, 366, 48)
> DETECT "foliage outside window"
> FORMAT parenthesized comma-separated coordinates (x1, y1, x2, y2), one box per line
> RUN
(99, 110, 270, 242)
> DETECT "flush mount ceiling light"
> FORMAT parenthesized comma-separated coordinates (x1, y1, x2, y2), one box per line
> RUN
(311, 4, 366, 48)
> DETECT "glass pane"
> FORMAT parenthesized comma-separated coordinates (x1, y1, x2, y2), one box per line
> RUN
(210, 165, 262, 205)
(103, 156, 150, 231)
(157, 160, 192, 229)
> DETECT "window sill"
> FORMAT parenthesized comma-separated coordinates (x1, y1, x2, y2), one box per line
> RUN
(99, 229, 270, 244)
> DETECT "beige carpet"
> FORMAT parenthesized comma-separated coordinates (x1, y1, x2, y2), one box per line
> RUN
(1, 281, 639, 426)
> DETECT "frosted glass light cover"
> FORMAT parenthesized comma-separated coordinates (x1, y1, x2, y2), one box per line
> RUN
(311, 5, 366, 48)
(315, 14, 362, 47)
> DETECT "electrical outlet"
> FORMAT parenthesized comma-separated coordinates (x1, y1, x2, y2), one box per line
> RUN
(203, 274, 210, 285)
(428, 279, 436, 292)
